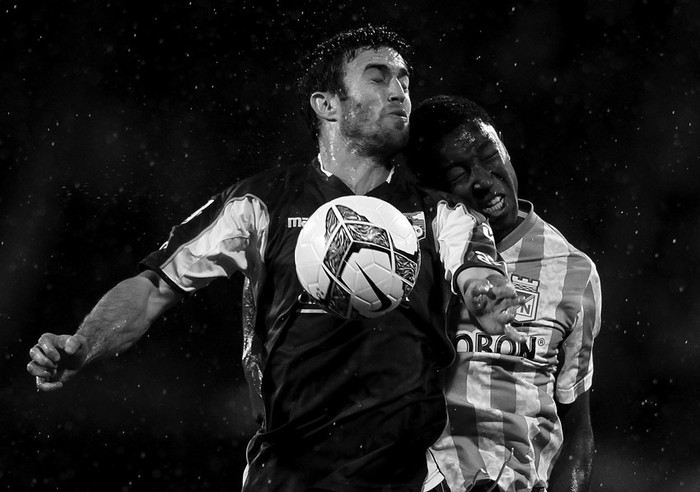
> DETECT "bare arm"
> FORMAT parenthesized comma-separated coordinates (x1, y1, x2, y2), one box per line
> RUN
(27, 270, 182, 391)
(548, 391, 594, 492)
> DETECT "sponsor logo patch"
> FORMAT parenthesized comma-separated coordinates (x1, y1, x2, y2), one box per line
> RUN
(454, 331, 541, 360)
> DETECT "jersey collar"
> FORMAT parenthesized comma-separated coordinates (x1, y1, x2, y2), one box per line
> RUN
(317, 153, 395, 183)
(497, 199, 538, 251)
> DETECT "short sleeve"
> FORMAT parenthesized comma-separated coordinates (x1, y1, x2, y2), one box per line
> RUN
(432, 200, 507, 293)
(555, 263, 602, 403)
(141, 190, 269, 293)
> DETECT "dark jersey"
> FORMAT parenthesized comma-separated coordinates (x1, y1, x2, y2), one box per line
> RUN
(141, 159, 505, 491)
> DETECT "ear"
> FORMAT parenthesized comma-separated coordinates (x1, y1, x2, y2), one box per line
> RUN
(309, 91, 339, 122)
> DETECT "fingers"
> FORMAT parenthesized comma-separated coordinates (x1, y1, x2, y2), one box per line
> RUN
(36, 333, 63, 363)
(504, 324, 527, 343)
(35, 376, 64, 392)
(27, 358, 56, 379)
(64, 335, 85, 355)
(489, 282, 517, 299)
(468, 278, 529, 341)
(27, 333, 85, 390)
(28, 345, 56, 370)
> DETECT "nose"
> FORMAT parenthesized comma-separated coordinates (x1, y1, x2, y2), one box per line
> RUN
(387, 77, 407, 103)
(471, 166, 493, 199)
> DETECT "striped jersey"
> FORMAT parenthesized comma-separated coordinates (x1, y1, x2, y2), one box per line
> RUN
(425, 200, 602, 492)
(141, 158, 506, 491)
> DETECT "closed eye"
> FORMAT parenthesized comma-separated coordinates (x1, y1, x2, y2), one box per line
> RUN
(482, 152, 500, 164)
(366, 67, 387, 83)
(446, 166, 468, 183)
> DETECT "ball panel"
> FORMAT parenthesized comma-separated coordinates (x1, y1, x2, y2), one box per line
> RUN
(394, 251, 419, 286)
(336, 203, 370, 223)
(326, 281, 352, 318)
(324, 206, 340, 241)
(347, 223, 391, 249)
(324, 227, 351, 277)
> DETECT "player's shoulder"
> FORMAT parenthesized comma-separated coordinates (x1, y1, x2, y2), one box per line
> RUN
(220, 160, 309, 202)
(540, 217, 599, 273)
(233, 161, 307, 190)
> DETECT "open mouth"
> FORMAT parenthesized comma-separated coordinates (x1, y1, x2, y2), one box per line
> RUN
(482, 195, 506, 215)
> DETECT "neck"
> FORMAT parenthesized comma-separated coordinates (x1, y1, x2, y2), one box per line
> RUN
(318, 138, 392, 195)
(493, 215, 524, 243)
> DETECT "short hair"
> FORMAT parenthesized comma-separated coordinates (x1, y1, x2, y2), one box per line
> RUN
(407, 95, 494, 188)
(297, 25, 412, 141)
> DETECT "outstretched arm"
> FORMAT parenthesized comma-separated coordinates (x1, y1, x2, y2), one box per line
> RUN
(548, 391, 594, 492)
(27, 270, 182, 391)
(433, 201, 525, 339)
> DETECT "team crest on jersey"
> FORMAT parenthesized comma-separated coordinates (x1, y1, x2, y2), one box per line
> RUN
(403, 211, 426, 240)
(511, 274, 540, 322)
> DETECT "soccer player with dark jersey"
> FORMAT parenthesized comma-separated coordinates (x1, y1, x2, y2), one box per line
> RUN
(27, 29, 525, 491)
(407, 95, 602, 492)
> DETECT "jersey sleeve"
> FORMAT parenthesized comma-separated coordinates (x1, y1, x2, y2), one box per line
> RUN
(432, 200, 507, 293)
(140, 189, 269, 293)
(555, 262, 602, 404)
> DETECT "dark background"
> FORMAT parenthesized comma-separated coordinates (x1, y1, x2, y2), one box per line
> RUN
(2, 1, 699, 490)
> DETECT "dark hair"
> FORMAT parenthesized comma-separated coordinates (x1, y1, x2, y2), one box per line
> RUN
(297, 25, 412, 141)
(407, 95, 494, 188)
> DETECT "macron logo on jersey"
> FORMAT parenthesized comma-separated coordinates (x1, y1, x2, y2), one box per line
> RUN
(287, 217, 309, 228)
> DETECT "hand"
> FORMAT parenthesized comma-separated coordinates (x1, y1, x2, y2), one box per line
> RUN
(463, 275, 527, 342)
(27, 333, 90, 392)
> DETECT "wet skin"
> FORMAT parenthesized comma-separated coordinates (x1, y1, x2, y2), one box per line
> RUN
(437, 121, 521, 242)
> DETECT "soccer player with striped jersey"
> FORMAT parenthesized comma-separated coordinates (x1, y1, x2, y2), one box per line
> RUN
(27, 29, 526, 490)
(408, 95, 602, 492)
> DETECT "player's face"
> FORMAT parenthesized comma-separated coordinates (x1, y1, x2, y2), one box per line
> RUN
(438, 121, 519, 240)
(338, 47, 411, 157)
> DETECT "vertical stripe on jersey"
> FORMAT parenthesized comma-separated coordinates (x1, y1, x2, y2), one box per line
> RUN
(444, 360, 484, 489)
(575, 278, 600, 382)
(555, 246, 593, 335)
(539, 224, 569, 333)
(468, 361, 513, 487)
(556, 251, 598, 403)
(534, 376, 561, 485)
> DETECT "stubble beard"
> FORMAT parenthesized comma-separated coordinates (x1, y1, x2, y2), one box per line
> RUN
(339, 101, 408, 158)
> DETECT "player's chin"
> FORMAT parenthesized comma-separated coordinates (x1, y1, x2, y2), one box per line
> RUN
(373, 130, 407, 156)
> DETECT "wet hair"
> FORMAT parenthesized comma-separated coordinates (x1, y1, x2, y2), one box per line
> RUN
(297, 25, 412, 141)
(407, 95, 494, 188)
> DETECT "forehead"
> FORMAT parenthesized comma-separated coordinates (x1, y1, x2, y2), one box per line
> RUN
(344, 46, 409, 74)
(445, 121, 498, 150)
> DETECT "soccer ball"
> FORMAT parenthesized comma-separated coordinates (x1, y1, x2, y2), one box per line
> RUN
(294, 195, 421, 319)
